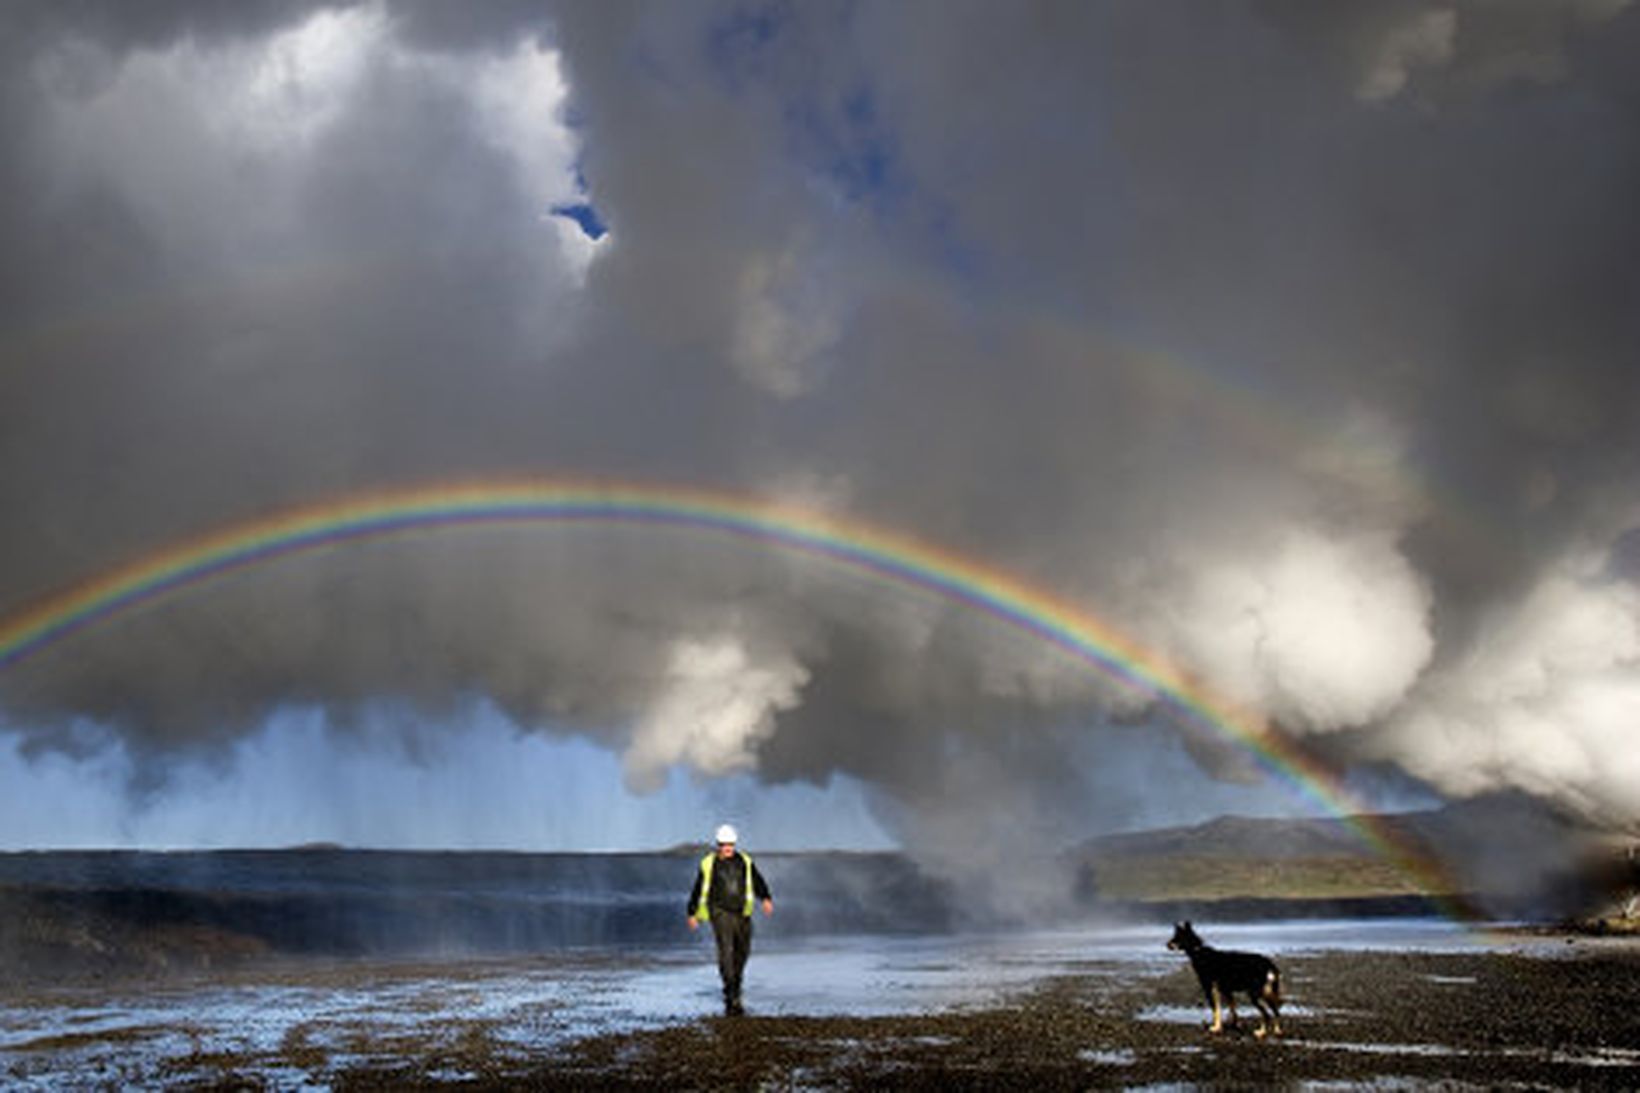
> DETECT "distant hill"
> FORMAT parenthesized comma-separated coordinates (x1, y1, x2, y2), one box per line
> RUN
(1079, 813, 1372, 862)
(1066, 793, 1623, 916)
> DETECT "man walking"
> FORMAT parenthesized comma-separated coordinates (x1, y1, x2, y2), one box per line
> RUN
(687, 823, 773, 1015)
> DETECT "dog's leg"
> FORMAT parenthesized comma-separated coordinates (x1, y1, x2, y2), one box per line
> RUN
(1263, 970, 1283, 1037)
(1208, 984, 1225, 1033)
(1251, 995, 1270, 1039)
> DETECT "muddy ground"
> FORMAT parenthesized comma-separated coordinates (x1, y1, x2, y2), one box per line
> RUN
(324, 945, 1639, 1090)
(6, 938, 1631, 1090)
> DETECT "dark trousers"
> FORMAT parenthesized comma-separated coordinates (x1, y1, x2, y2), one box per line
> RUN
(709, 907, 753, 1001)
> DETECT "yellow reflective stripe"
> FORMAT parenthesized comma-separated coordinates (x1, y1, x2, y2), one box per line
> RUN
(695, 850, 757, 918)
(693, 854, 713, 921)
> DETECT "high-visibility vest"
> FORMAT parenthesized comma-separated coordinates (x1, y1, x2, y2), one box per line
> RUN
(693, 850, 756, 920)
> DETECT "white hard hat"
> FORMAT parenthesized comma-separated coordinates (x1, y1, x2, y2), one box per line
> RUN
(714, 823, 739, 845)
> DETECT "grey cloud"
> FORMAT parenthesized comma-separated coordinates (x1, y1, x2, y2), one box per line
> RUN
(3, 2, 1639, 874)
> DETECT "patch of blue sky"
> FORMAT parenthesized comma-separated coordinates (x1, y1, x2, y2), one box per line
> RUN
(546, 162, 608, 241)
(700, 6, 895, 207)
(790, 93, 1003, 297)
(782, 85, 897, 207)
(549, 201, 607, 240)
(697, 3, 998, 300)
(770, 86, 1002, 303)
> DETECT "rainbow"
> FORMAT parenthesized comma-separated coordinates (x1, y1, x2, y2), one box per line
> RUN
(0, 476, 1472, 915)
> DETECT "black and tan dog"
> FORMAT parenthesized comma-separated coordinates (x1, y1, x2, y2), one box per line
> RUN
(1167, 921, 1283, 1037)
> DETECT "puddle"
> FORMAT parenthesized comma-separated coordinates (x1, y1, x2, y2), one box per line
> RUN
(1293, 1039, 1463, 1057)
(1136, 1003, 1321, 1025)
(1558, 1047, 1640, 1068)
(1289, 1039, 1640, 1069)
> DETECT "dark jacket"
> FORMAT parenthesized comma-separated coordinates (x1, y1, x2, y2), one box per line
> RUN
(687, 850, 772, 916)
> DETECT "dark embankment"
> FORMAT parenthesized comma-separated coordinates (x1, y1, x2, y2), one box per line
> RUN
(0, 848, 961, 985)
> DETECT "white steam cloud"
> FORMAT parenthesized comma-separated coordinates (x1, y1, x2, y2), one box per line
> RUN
(1145, 526, 1434, 733)
(624, 635, 809, 793)
(1378, 552, 1640, 827)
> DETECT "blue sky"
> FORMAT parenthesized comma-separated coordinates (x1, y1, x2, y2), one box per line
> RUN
(0, 706, 897, 852)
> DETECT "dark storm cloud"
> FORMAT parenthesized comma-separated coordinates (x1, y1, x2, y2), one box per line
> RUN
(2, 1, 1638, 859)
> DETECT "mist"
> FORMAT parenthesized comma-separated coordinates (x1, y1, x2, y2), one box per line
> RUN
(2, 1, 1638, 885)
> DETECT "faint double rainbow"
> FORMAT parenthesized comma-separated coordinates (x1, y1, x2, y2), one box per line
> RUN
(0, 476, 1471, 915)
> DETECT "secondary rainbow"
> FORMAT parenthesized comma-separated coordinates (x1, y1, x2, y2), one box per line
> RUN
(0, 477, 1470, 913)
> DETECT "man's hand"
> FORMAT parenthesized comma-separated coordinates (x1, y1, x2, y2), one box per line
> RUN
(761, 898, 774, 917)
(687, 916, 699, 931)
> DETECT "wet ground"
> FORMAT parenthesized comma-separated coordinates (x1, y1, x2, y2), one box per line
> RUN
(2, 921, 1637, 1089)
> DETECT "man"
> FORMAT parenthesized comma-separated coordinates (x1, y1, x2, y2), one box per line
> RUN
(686, 822, 773, 1015)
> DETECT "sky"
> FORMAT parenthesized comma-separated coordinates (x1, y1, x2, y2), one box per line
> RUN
(1, 1, 1637, 863)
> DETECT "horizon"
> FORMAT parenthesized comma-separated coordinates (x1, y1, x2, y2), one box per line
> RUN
(0, 797, 1469, 858)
